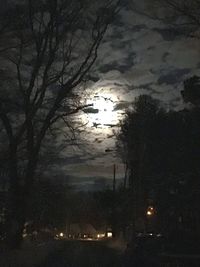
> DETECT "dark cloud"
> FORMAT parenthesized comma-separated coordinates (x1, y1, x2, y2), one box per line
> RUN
(107, 29, 124, 40)
(48, 153, 98, 169)
(50, 156, 87, 166)
(111, 39, 132, 49)
(158, 69, 190, 85)
(99, 52, 136, 74)
(94, 138, 103, 143)
(112, 13, 124, 27)
(99, 62, 117, 73)
(113, 82, 129, 87)
(113, 101, 131, 111)
(137, 83, 154, 91)
(123, 52, 137, 66)
(99, 62, 128, 73)
(162, 52, 170, 62)
(83, 107, 99, 114)
(147, 46, 155, 50)
(68, 176, 123, 191)
(87, 75, 99, 82)
(197, 62, 200, 69)
(106, 134, 115, 138)
(131, 24, 147, 32)
(153, 27, 189, 41)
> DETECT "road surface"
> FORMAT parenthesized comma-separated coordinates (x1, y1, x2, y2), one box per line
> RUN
(39, 240, 123, 267)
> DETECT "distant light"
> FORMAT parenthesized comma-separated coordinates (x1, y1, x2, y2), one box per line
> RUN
(59, 232, 64, 237)
(22, 233, 27, 238)
(107, 232, 112, 238)
(146, 206, 155, 216)
(137, 232, 143, 237)
(97, 233, 105, 239)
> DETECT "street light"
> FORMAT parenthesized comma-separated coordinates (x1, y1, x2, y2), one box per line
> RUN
(146, 206, 155, 217)
(105, 148, 116, 192)
(145, 206, 155, 233)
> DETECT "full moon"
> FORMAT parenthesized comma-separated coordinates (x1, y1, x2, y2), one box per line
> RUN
(85, 94, 119, 127)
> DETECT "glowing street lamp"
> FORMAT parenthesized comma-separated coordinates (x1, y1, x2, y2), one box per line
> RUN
(146, 206, 154, 217)
(59, 232, 64, 237)
(107, 232, 113, 238)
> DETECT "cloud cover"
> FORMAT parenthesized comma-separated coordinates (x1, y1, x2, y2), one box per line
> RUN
(47, 3, 200, 190)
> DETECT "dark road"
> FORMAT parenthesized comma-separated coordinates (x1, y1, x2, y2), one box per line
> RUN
(39, 240, 123, 267)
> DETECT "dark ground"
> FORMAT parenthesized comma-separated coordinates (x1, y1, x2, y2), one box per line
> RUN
(37, 239, 200, 267)
(2, 238, 200, 267)
(39, 240, 123, 267)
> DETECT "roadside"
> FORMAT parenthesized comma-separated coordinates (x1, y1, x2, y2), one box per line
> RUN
(0, 240, 61, 267)
(0, 239, 124, 267)
(38, 239, 123, 267)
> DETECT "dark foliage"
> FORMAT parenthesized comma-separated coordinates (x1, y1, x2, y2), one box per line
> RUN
(117, 94, 200, 241)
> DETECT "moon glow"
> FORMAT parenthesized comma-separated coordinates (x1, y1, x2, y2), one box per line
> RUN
(85, 94, 118, 127)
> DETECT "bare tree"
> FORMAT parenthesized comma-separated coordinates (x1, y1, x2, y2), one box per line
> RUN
(154, 0, 200, 25)
(0, 0, 120, 247)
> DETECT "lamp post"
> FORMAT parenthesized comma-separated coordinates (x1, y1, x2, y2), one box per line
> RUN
(113, 163, 116, 193)
(105, 149, 117, 237)
(104, 148, 116, 193)
(146, 206, 155, 217)
(146, 206, 155, 233)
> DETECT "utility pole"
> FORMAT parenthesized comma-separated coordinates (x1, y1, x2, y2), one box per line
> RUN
(112, 163, 117, 238)
(113, 164, 116, 193)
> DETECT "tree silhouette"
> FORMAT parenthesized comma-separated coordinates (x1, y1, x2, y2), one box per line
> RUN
(117, 95, 165, 234)
(182, 76, 200, 106)
(0, 0, 120, 248)
(117, 94, 200, 240)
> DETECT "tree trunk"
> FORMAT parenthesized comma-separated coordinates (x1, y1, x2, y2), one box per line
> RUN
(6, 152, 38, 249)
(6, 212, 25, 249)
(6, 185, 26, 249)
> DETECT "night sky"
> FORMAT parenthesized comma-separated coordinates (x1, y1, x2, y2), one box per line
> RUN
(2, 1, 199, 191)
(43, 2, 200, 191)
